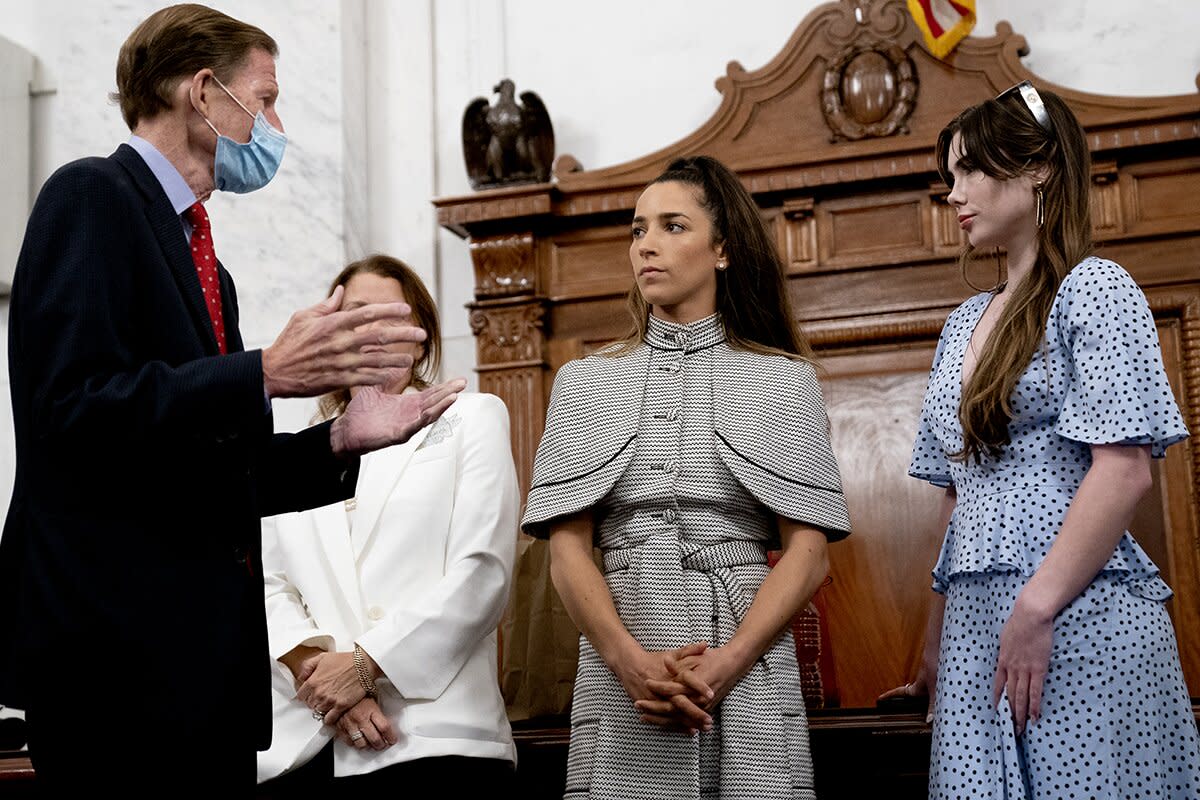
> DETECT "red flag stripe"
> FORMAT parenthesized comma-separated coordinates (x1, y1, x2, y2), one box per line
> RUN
(947, 0, 972, 18)
(914, 0, 945, 37)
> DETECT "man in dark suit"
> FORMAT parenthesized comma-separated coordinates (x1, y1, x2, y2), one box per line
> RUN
(0, 4, 465, 791)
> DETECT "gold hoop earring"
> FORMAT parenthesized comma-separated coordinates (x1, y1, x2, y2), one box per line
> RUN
(1035, 185, 1045, 229)
(961, 249, 1006, 294)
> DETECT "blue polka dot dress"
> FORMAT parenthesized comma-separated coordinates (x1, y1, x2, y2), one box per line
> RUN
(909, 257, 1200, 798)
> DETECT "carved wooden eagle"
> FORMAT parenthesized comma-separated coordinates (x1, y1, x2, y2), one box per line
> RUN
(462, 79, 555, 189)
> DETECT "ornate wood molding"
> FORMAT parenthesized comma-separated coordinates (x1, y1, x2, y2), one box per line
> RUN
(542, 1, 1199, 196)
(778, 197, 817, 272)
(469, 299, 547, 367)
(1149, 289, 1200, 514)
(543, 130, 1200, 219)
(469, 232, 536, 298)
(1181, 299, 1200, 505)
(435, 1, 1199, 238)
(434, 184, 551, 237)
(469, 297, 550, 499)
(478, 365, 546, 499)
(806, 309, 949, 350)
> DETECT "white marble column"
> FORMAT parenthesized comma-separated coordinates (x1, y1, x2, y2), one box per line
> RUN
(432, 0, 509, 390)
(360, 0, 437, 287)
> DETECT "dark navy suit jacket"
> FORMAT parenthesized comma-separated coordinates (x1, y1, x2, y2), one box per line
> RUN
(0, 144, 357, 753)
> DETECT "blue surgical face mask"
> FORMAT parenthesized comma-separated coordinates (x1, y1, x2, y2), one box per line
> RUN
(202, 76, 287, 194)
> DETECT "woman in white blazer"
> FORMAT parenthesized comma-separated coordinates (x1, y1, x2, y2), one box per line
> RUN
(256, 255, 519, 794)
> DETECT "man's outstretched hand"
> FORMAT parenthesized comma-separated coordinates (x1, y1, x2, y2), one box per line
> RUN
(262, 285, 427, 398)
(329, 379, 467, 457)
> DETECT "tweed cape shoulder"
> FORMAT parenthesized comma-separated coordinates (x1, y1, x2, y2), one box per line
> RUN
(522, 342, 850, 540)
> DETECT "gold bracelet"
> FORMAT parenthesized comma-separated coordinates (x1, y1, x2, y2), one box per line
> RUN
(353, 644, 378, 698)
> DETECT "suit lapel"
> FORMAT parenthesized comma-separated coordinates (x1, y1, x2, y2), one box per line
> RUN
(310, 501, 364, 616)
(110, 144, 221, 355)
(218, 263, 243, 352)
(350, 422, 432, 561)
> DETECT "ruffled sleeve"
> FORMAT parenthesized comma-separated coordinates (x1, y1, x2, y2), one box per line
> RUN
(908, 329, 954, 488)
(1054, 259, 1188, 457)
(521, 355, 644, 538)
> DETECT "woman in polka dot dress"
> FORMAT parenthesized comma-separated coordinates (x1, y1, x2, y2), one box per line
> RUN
(879, 83, 1200, 797)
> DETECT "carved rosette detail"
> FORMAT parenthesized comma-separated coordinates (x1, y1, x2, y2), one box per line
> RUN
(821, 41, 918, 141)
(470, 233, 536, 298)
(469, 303, 546, 365)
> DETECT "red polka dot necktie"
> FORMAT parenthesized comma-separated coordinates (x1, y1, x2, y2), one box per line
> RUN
(184, 202, 228, 354)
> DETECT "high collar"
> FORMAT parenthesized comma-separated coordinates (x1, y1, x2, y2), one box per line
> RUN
(644, 312, 726, 352)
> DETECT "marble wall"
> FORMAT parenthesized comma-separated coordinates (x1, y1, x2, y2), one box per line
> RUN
(0, 0, 346, 445)
(0, 0, 1196, 514)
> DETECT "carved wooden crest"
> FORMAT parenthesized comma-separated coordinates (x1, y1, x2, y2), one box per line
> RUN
(820, 42, 917, 141)
(818, 1, 918, 141)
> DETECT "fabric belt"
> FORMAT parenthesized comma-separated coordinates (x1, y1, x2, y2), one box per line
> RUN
(602, 538, 768, 574)
(600, 534, 768, 653)
(589, 533, 793, 799)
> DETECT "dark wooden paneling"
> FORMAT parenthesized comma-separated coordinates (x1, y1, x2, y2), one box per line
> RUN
(818, 345, 946, 707)
(1123, 156, 1200, 236)
(817, 191, 933, 269)
(546, 226, 631, 301)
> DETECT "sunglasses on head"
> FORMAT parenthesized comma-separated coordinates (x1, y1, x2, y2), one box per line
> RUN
(996, 80, 1053, 133)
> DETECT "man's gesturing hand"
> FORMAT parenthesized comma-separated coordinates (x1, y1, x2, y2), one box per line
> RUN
(329, 379, 467, 457)
(262, 285, 427, 398)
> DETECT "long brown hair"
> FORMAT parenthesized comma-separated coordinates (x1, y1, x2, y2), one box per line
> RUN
(608, 155, 813, 360)
(936, 87, 1093, 462)
(315, 254, 442, 422)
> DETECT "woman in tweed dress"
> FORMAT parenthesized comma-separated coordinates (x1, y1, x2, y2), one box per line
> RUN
(522, 156, 851, 800)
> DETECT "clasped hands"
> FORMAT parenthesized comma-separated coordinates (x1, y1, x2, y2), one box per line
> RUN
(295, 650, 396, 752)
(618, 642, 744, 735)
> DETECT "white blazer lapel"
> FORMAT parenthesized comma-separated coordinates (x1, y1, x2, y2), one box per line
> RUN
(350, 423, 432, 561)
(310, 500, 366, 618)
